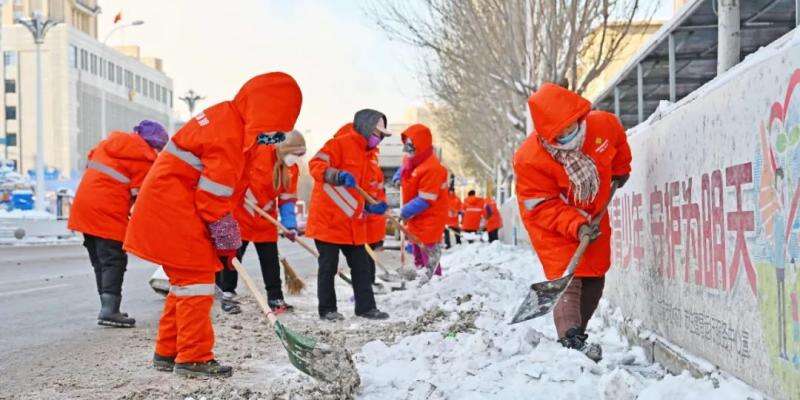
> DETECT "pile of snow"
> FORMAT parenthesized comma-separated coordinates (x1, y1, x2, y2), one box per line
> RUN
(355, 242, 765, 399)
(0, 208, 54, 220)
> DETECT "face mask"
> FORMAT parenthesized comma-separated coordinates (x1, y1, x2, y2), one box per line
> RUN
(403, 140, 416, 155)
(367, 134, 382, 149)
(556, 125, 580, 145)
(257, 131, 286, 145)
(283, 154, 300, 166)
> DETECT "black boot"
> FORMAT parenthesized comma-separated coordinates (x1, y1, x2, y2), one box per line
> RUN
(558, 327, 602, 362)
(174, 359, 233, 378)
(153, 353, 175, 372)
(356, 308, 389, 320)
(98, 293, 135, 328)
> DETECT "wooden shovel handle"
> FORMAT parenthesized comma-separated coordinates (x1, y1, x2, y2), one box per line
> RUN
(244, 198, 320, 258)
(231, 258, 278, 325)
(364, 243, 391, 275)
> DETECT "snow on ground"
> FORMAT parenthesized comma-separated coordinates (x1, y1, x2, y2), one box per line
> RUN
(0, 208, 54, 219)
(352, 242, 766, 400)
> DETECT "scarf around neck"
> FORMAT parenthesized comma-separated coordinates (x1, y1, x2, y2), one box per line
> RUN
(401, 147, 434, 179)
(540, 121, 599, 205)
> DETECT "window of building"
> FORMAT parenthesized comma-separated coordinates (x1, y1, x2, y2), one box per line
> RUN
(5, 80, 15, 94)
(69, 45, 77, 68)
(116, 66, 123, 85)
(142, 78, 148, 96)
(156, 86, 162, 103)
(80, 49, 88, 71)
(5, 106, 17, 120)
(135, 75, 142, 92)
(125, 70, 133, 89)
(108, 62, 115, 82)
(5, 133, 17, 147)
(149, 81, 155, 99)
(169, 90, 173, 107)
(4, 51, 16, 67)
(90, 54, 97, 75)
(99, 58, 106, 79)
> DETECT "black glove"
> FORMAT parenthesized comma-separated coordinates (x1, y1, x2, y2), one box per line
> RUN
(612, 174, 630, 189)
(578, 223, 600, 242)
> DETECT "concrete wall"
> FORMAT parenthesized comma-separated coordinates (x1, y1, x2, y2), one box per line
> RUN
(501, 30, 800, 400)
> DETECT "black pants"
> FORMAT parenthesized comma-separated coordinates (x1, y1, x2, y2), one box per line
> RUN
(215, 241, 284, 301)
(315, 240, 376, 316)
(488, 229, 499, 243)
(83, 234, 128, 296)
(444, 227, 461, 248)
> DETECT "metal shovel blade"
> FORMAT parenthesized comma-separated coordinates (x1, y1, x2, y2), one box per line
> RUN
(509, 273, 574, 324)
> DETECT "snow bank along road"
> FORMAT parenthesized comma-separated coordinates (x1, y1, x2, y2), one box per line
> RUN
(0, 242, 769, 399)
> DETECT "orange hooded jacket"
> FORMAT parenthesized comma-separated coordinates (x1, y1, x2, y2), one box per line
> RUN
(233, 145, 299, 243)
(447, 192, 462, 228)
(306, 123, 370, 245)
(485, 197, 503, 232)
(68, 132, 157, 242)
(460, 195, 485, 231)
(124, 72, 302, 271)
(366, 148, 387, 244)
(513, 83, 631, 280)
(400, 124, 448, 245)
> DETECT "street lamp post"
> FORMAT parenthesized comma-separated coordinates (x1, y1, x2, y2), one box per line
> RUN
(100, 20, 144, 140)
(15, 11, 60, 213)
(179, 90, 205, 117)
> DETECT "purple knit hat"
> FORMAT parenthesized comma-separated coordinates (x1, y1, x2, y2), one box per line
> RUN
(134, 120, 168, 151)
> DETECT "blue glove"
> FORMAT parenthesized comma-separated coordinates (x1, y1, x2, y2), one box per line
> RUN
(405, 243, 414, 254)
(365, 201, 388, 215)
(401, 196, 430, 220)
(392, 167, 403, 186)
(279, 202, 297, 230)
(485, 205, 493, 218)
(337, 171, 356, 188)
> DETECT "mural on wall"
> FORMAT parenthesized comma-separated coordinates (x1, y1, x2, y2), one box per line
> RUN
(753, 69, 800, 393)
(608, 68, 800, 399)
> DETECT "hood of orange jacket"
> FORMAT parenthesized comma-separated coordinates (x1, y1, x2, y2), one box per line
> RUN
(233, 72, 302, 149)
(401, 124, 433, 154)
(529, 83, 591, 144)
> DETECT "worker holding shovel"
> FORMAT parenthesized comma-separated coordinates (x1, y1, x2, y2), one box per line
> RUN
(397, 124, 449, 284)
(214, 130, 307, 314)
(512, 82, 631, 361)
(124, 72, 303, 378)
(306, 109, 392, 321)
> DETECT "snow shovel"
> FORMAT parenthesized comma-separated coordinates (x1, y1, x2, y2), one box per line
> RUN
(510, 184, 618, 324)
(353, 186, 430, 255)
(364, 243, 406, 292)
(244, 198, 353, 286)
(231, 258, 360, 385)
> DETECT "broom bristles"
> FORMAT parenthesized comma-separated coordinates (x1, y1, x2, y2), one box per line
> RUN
(280, 257, 306, 295)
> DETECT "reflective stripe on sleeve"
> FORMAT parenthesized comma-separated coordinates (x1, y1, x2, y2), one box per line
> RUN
(279, 193, 297, 201)
(130, 188, 140, 196)
(198, 176, 234, 197)
(322, 183, 356, 217)
(314, 151, 331, 162)
(419, 191, 438, 201)
(523, 198, 546, 211)
(164, 141, 203, 171)
(466, 207, 483, 212)
(86, 160, 130, 184)
(169, 283, 215, 297)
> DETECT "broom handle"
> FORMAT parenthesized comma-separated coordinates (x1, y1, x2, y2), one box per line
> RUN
(244, 198, 320, 258)
(353, 185, 423, 245)
(364, 243, 392, 275)
(244, 198, 353, 285)
(231, 258, 278, 326)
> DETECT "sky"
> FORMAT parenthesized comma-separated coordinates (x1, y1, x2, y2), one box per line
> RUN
(97, 0, 424, 153)
(97, 0, 675, 153)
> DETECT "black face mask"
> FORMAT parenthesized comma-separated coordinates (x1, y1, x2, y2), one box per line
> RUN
(257, 132, 286, 145)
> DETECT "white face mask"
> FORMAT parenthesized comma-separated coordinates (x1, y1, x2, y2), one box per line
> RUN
(283, 154, 301, 166)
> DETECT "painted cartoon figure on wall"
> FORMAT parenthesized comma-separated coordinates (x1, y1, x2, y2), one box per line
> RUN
(754, 69, 800, 380)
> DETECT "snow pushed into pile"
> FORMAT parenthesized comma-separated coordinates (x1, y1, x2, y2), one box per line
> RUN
(355, 242, 764, 400)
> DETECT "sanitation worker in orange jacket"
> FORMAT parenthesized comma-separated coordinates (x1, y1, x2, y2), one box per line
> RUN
(460, 191, 485, 242)
(69, 120, 168, 328)
(124, 72, 302, 378)
(398, 124, 448, 283)
(214, 130, 305, 315)
(513, 82, 631, 361)
(365, 147, 388, 286)
(484, 197, 503, 243)
(307, 109, 391, 321)
(444, 189, 462, 248)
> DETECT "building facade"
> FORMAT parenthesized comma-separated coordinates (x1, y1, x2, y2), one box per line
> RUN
(0, 0, 173, 178)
